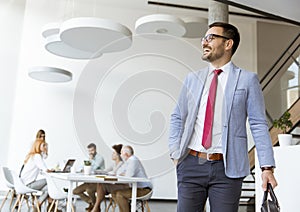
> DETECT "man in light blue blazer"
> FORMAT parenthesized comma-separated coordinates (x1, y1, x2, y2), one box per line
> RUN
(169, 22, 277, 212)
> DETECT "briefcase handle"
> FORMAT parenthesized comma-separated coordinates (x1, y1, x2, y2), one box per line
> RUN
(262, 183, 279, 207)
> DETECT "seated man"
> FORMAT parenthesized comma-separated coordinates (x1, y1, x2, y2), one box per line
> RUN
(91, 145, 152, 212)
(73, 143, 105, 211)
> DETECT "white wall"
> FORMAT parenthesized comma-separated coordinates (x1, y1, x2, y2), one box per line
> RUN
(1, 0, 266, 198)
(255, 146, 300, 212)
(0, 0, 26, 191)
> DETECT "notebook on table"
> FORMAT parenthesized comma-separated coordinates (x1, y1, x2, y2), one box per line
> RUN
(54, 159, 75, 173)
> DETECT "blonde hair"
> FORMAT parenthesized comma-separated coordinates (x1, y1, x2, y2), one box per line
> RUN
(36, 129, 45, 140)
(24, 138, 47, 164)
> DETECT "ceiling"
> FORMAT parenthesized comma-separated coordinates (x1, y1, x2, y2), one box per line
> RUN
(216, 0, 300, 26)
(3, 0, 298, 26)
(107, 0, 300, 26)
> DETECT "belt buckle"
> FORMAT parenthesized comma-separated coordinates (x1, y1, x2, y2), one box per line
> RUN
(206, 153, 212, 161)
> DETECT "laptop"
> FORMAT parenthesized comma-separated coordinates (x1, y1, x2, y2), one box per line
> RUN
(54, 159, 75, 173)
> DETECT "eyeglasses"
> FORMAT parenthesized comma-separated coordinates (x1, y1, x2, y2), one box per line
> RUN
(202, 33, 230, 43)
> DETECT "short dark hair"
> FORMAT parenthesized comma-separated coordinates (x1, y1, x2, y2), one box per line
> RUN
(87, 143, 96, 149)
(209, 22, 240, 56)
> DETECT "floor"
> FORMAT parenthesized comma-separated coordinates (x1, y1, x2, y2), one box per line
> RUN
(80, 199, 254, 212)
(1, 197, 254, 212)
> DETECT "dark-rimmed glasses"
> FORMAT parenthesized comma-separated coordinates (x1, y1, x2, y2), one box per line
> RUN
(202, 34, 230, 43)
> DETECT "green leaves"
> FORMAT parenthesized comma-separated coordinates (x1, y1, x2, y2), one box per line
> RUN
(273, 111, 293, 134)
(84, 160, 91, 166)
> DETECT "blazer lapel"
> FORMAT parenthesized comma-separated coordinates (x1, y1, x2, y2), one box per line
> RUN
(224, 65, 240, 123)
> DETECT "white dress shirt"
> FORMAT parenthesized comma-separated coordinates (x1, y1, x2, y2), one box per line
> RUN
(117, 155, 152, 188)
(188, 62, 231, 153)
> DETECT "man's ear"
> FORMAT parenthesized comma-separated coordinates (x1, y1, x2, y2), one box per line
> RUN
(225, 39, 233, 51)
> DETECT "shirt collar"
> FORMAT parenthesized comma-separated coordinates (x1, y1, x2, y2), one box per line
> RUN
(209, 61, 232, 75)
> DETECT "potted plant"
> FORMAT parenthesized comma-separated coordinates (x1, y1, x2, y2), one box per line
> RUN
(273, 111, 293, 146)
(84, 160, 91, 166)
(83, 160, 92, 175)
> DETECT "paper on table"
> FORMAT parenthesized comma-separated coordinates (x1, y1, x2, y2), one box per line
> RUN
(95, 175, 106, 178)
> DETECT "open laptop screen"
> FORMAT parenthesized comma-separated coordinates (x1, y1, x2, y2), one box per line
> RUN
(55, 159, 75, 173)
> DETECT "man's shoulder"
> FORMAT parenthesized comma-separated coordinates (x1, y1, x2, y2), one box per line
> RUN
(95, 153, 104, 160)
(128, 155, 139, 161)
(128, 155, 142, 165)
(232, 64, 257, 76)
(186, 67, 207, 78)
(182, 68, 208, 87)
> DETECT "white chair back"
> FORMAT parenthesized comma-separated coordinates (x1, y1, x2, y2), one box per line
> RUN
(10, 170, 42, 212)
(136, 189, 153, 201)
(0, 167, 16, 210)
(10, 170, 40, 195)
(44, 172, 67, 200)
(2, 166, 14, 189)
(129, 189, 153, 212)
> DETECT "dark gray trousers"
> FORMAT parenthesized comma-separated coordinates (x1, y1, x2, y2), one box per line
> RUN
(176, 154, 244, 212)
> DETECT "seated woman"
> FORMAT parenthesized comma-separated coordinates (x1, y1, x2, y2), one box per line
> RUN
(19, 134, 53, 209)
(91, 144, 124, 212)
(105, 144, 124, 176)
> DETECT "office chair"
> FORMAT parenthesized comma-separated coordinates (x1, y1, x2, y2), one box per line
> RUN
(111, 189, 153, 212)
(0, 167, 15, 211)
(10, 170, 41, 212)
(44, 172, 75, 212)
(130, 189, 153, 212)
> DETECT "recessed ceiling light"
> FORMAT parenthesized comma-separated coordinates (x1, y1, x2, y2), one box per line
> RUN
(135, 14, 186, 37)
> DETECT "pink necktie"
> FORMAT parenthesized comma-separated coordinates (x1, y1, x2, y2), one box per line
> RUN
(202, 69, 223, 149)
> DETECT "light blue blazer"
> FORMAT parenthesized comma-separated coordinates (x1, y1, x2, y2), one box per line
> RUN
(169, 64, 275, 178)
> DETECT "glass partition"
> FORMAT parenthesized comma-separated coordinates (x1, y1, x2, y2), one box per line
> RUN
(262, 34, 300, 127)
(247, 33, 300, 153)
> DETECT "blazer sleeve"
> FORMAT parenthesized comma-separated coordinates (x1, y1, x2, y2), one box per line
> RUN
(246, 73, 275, 167)
(169, 75, 190, 160)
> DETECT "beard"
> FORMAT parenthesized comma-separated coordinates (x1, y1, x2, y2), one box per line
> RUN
(202, 44, 225, 63)
(89, 152, 96, 158)
(201, 52, 210, 61)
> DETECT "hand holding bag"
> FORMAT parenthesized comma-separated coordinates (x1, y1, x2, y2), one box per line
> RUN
(261, 183, 280, 212)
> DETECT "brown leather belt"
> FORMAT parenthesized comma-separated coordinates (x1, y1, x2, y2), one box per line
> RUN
(189, 149, 223, 161)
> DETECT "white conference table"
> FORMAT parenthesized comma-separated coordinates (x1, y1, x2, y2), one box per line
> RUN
(50, 173, 150, 212)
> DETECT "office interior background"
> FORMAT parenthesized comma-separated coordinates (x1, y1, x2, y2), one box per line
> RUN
(0, 0, 299, 200)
